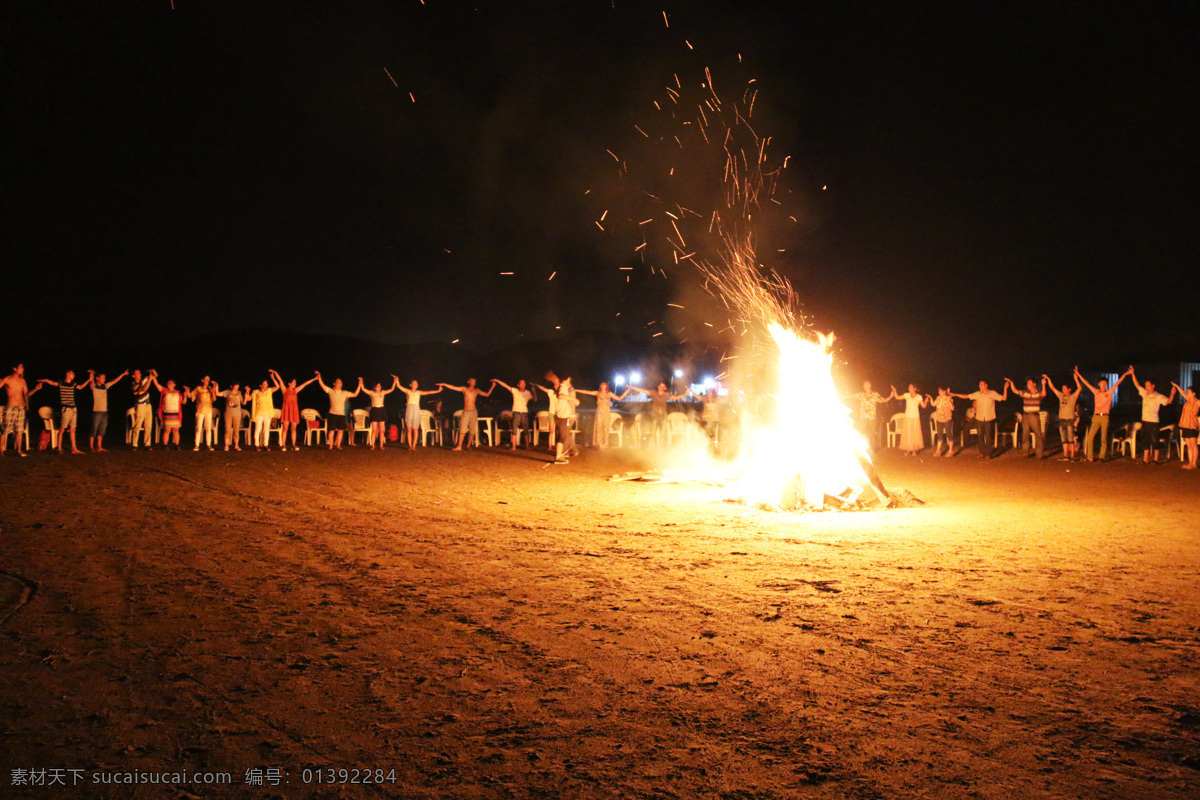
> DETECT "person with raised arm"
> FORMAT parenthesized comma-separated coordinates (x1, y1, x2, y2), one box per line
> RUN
(218, 381, 249, 451)
(357, 377, 397, 450)
(553, 375, 581, 463)
(577, 381, 630, 450)
(39, 370, 91, 455)
(1, 364, 43, 458)
(248, 377, 278, 452)
(150, 374, 185, 450)
(1044, 372, 1083, 461)
(533, 375, 561, 449)
(891, 383, 927, 456)
(128, 369, 157, 450)
(1171, 382, 1199, 470)
(853, 380, 888, 452)
(441, 378, 494, 450)
(951, 380, 1008, 459)
(187, 375, 219, 451)
(1005, 376, 1047, 459)
(493, 378, 535, 450)
(628, 380, 690, 448)
(927, 387, 956, 458)
(393, 377, 442, 450)
(269, 369, 317, 452)
(87, 368, 128, 452)
(1077, 366, 1129, 462)
(315, 371, 359, 451)
(1129, 367, 1176, 465)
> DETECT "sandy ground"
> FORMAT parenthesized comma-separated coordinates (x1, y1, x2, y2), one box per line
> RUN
(1, 442, 1199, 799)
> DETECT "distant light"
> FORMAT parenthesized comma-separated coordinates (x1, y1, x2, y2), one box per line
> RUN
(614, 375, 626, 386)
(451, 339, 459, 344)
(673, 368, 684, 378)
(702, 376, 715, 387)
(630, 371, 642, 384)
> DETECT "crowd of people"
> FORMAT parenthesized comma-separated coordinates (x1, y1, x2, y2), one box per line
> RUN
(0, 365, 719, 465)
(853, 367, 1199, 469)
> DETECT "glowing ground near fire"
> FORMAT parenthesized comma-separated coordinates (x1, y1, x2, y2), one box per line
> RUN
(1, 448, 1198, 799)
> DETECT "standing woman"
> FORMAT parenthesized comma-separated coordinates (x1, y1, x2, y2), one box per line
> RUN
(152, 376, 185, 449)
(359, 377, 397, 450)
(250, 378, 278, 451)
(1172, 382, 1199, 470)
(576, 381, 629, 450)
(394, 377, 442, 449)
(270, 369, 317, 451)
(893, 383, 927, 456)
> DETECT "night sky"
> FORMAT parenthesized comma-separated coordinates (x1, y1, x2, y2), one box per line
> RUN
(6, 1, 1198, 387)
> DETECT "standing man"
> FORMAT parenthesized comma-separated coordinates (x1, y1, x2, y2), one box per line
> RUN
(1077, 367, 1130, 462)
(441, 378, 494, 450)
(629, 381, 690, 448)
(494, 378, 534, 450)
(39, 370, 89, 454)
(1130, 368, 1176, 464)
(315, 372, 359, 451)
(953, 380, 1007, 459)
(1, 365, 43, 458)
(87, 368, 128, 452)
(1006, 376, 1047, 459)
(853, 381, 887, 451)
(129, 369, 157, 450)
(1044, 372, 1082, 461)
(554, 376, 581, 464)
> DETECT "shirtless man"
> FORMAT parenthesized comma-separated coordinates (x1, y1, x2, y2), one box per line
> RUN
(441, 378, 494, 450)
(393, 377, 442, 450)
(39, 370, 90, 454)
(87, 368, 128, 452)
(1077, 367, 1130, 462)
(1, 364, 43, 457)
(494, 378, 535, 449)
(315, 372, 360, 450)
(629, 381, 690, 448)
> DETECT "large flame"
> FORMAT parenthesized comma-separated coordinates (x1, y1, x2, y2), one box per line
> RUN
(731, 325, 873, 508)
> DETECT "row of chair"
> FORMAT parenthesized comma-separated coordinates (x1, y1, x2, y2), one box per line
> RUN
(883, 411, 1186, 459)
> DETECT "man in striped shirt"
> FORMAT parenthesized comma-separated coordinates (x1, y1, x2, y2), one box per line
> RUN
(39, 370, 89, 454)
(1006, 377, 1047, 459)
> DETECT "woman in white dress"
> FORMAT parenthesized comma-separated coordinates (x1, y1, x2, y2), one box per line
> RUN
(893, 383, 927, 455)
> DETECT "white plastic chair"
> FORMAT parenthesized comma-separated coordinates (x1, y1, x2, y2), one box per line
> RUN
(124, 407, 136, 444)
(240, 408, 253, 446)
(38, 407, 59, 449)
(532, 411, 552, 447)
(268, 409, 286, 447)
(666, 411, 690, 446)
(301, 408, 326, 446)
(419, 410, 441, 446)
(1111, 421, 1141, 459)
(885, 412, 905, 448)
(351, 408, 372, 446)
(477, 416, 495, 447)
(999, 414, 1021, 449)
(608, 414, 624, 448)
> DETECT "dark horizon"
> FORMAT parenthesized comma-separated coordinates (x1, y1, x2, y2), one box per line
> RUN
(5, 1, 1199, 384)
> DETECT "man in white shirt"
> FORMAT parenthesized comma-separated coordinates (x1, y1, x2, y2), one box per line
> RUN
(953, 380, 1007, 459)
(494, 379, 534, 449)
(1130, 368, 1176, 464)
